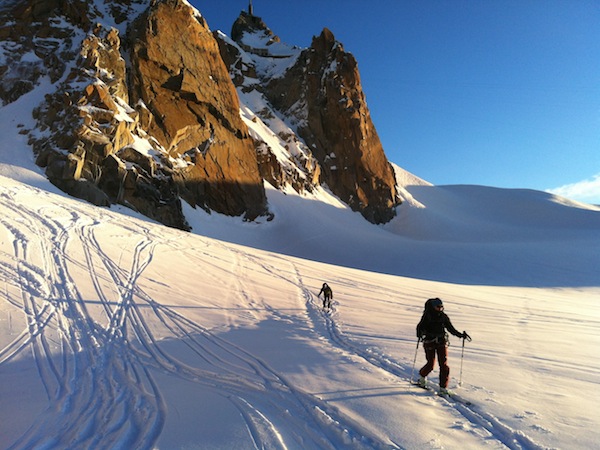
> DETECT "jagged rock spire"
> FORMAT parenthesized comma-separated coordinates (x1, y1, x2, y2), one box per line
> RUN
(221, 15, 401, 223)
(231, 8, 280, 44)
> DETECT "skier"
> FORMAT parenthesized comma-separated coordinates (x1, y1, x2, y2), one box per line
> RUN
(416, 298, 470, 394)
(318, 283, 333, 309)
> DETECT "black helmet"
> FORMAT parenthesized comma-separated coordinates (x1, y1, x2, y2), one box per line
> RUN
(425, 298, 443, 311)
(430, 298, 443, 307)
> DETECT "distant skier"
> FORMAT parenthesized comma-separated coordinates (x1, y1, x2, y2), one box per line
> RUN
(416, 298, 470, 394)
(318, 283, 333, 309)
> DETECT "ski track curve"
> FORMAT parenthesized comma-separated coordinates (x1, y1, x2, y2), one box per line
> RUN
(0, 188, 397, 450)
(0, 184, 548, 450)
(189, 240, 401, 449)
(0, 195, 167, 449)
(293, 266, 549, 450)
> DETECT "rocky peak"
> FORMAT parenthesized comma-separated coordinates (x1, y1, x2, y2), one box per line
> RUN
(127, 0, 267, 220)
(221, 14, 401, 223)
(2, 0, 402, 229)
(3, 0, 269, 229)
(231, 10, 280, 45)
(312, 27, 336, 53)
(302, 28, 400, 223)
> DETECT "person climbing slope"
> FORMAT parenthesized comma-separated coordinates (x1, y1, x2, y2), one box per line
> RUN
(318, 283, 333, 309)
(416, 298, 470, 394)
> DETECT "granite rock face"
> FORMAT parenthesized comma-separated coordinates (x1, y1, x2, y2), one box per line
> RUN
(127, 0, 267, 220)
(2, 0, 268, 227)
(222, 12, 401, 223)
(1, 1, 402, 228)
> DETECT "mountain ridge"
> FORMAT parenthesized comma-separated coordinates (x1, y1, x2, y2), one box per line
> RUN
(220, 11, 400, 223)
(0, 0, 401, 227)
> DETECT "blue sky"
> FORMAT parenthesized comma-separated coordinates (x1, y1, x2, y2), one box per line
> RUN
(191, 1, 600, 204)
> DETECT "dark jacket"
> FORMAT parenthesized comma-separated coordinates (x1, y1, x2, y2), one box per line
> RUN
(319, 284, 332, 298)
(417, 310, 462, 342)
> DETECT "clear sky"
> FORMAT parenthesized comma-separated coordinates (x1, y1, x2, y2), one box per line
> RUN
(191, 0, 600, 204)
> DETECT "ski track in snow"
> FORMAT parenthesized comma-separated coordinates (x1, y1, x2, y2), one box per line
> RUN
(0, 184, 558, 449)
(202, 243, 550, 450)
(0, 192, 166, 449)
(290, 268, 549, 450)
(0, 188, 395, 449)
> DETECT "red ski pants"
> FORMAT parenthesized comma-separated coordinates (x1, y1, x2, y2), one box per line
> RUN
(419, 341, 450, 388)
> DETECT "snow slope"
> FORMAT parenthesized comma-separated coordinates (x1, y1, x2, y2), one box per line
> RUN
(1, 172, 599, 450)
(183, 174, 600, 288)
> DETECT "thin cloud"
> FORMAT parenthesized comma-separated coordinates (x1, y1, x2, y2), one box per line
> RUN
(547, 173, 600, 205)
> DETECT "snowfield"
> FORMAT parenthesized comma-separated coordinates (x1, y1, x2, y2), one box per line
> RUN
(0, 170, 599, 449)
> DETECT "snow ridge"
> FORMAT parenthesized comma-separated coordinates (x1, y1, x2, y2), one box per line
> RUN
(1, 169, 599, 448)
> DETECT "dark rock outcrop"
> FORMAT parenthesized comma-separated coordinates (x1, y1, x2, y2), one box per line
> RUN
(3, 0, 402, 228)
(4, 0, 269, 228)
(0, 0, 89, 105)
(223, 13, 401, 223)
(267, 28, 400, 223)
(127, 0, 268, 220)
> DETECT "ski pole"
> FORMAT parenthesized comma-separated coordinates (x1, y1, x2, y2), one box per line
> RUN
(458, 332, 471, 387)
(410, 337, 421, 384)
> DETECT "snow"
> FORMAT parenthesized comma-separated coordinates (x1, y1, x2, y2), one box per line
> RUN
(235, 29, 302, 80)
(239, 90, 314, 183)
(1, 172, 598, 450)
(2, 39, 600, 450)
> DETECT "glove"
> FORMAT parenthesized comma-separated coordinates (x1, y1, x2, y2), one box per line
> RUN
(462, 331, 472, 341)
